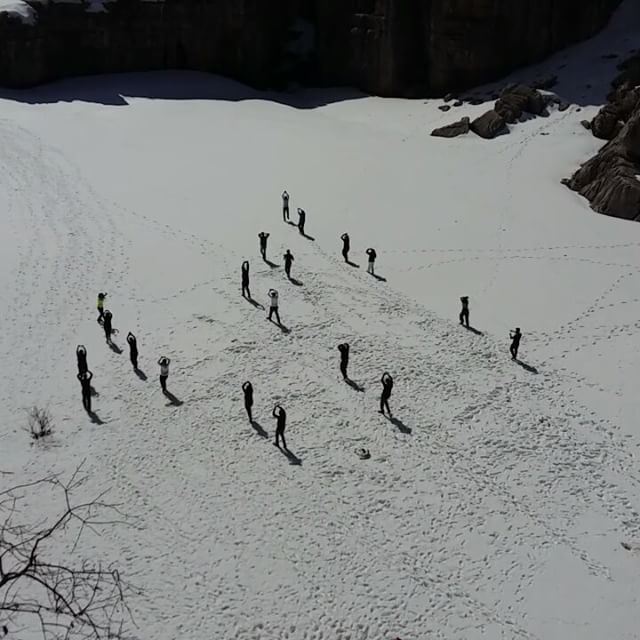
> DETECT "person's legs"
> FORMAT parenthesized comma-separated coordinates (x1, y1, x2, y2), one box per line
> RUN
(132, 354, 138, 369)
(245, 400, 252, 422)
(160, 375, 167, 393)
(459, 311, 464, 325)
(510, 345, 516, 359)
(379, 394, 385, 414)
(275, 428, 281, 447)
(384, 398, 391, 416)
(342, 249, 348, 262)
(285, 265, 290, 278)
(275, 309, 281, 324)
(281, 431, 287, 450)
(268, 306, 274, 320)
(86, 390, 91, 414)
(340, 361, 347, 379)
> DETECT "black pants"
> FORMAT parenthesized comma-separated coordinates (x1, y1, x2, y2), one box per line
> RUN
(244, 400, 253, 422)
(459, 310, 469, 327)
(82, 388, 91, 413)
(380, 393, 390, 415)
(283, 205, 289, 221)
(298, 223, 305, 235)
(285, 264, 291, 278)
(242, 283, 250, 298)
(275, 427, 286, 449)
(260, 247, 266, 260)
(130, 353, 138, 369)
(342, 249, 349, 262)
(97, 308, 104, 322)
(340, 361, 348, 379)
(510, 344, 519, 360)
(104, 327, 111, 342)
(268, 306, 281, 324)
(160, 375, 168, 393)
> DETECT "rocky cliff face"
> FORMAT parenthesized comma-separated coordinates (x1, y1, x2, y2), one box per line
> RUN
(0, 0, 623, 96)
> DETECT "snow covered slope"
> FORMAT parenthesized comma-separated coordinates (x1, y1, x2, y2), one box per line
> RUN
(1, 2, 640, 639)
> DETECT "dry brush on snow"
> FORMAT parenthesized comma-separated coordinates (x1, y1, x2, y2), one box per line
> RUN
(0, 465, 136, 640)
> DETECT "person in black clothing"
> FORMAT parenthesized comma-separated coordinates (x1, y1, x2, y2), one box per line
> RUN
(258, 232, 270, 261)
(272, 404, 287, 449)
(510, 327, 522, 360)
(78, 370, 93, 413)
(297, 208, 306, 235)
(366, 248, 377, 275)
(341, 233, 350, 263)
(241, 261, 251, 298)
(126, 332, 139, 369)
(282, 190, 290, 222)
(338, 343, 349, 379)
(283, 250, 294, 279)
(103, 310, 113, 343)
(242, 381, 254, 422)
(379, 372, 393, 416)
(76, 345, 88, 375)
(459, 296, 470, 328)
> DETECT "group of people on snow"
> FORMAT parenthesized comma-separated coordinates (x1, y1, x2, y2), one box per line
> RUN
(77, 191, 525, 450)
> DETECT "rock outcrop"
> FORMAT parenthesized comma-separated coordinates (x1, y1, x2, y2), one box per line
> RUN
(431, 117, 470, 138)
(470, 110, 508, 139)
(563, 110, 640, 222)
(564, 54, 640, 222)
(0, 0, 624, 97)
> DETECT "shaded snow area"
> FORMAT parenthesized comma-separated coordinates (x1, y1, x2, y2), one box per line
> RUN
(0, 0, 35, 24)
(1, 2, 640, 639)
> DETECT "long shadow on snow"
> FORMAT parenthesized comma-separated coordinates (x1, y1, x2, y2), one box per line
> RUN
(89, 411, 104, 425)
(245, 296, 265, 310)
(386, 415, 412, 434)
(345, 378, 365, 392)
(464, 325, 483, 336)
(515, 359, 539, 374)
(134, 368, 148, 380)
(164, 391, 184, 406)
(250, 420, 268, 438)
(107, 341, 123, 354)
(0, 71, 367, 108)
(276, 445, 302, 466)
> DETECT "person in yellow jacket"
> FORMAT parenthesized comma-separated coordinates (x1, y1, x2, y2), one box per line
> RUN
(96, 292, 107, 323)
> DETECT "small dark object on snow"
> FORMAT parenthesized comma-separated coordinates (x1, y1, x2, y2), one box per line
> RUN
(438, 104, 451, 112)
(453, 100, 463, 107)
(581, 119, 592, 130)
(356, 448, 371, 460)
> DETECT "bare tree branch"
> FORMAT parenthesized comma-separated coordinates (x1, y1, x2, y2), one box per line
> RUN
(0, 465, 138, 639)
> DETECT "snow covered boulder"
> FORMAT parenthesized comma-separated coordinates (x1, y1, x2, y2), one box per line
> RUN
(431, 117, 470, 138)
(470, 110, 508, 139)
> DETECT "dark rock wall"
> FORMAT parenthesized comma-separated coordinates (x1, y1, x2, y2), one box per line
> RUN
(0, 0, 623, 96)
